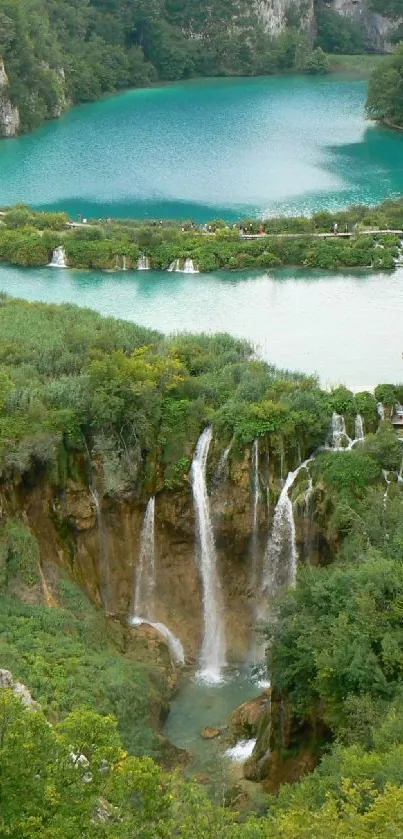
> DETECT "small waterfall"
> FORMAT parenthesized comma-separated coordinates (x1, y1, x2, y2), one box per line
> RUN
(213, 437, 234, 489)
(137, 254, 150, 271)
(168, 258, 199, 273)
(263, 459, 313, 598)
(90, 487, 110, 610)
(280, 450, 284, 483)
(297, 441, 302, 465)
(129, 616, 185, 664)
(122, 255, 127, 271)
(377, 402, 385, 421)
(383, 469, 392, 507)
(48, 246, 67, 268)
(134, 498, 156, 619)
(330, 412, 352, 450)
(191, 427, 226, 683)
(183, 257, 199, 274)
(355, 414, 365, 442)
(224, 739, 257, 763)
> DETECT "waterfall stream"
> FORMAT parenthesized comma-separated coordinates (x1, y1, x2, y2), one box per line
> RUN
(262, 459, 313, 598)
(250, 439, 261, 586)
(355, 414, 365, 441)
(48, 246, 67, 268)
(168, 258, 199, 273)
(131, 497, 185, 665)
(137, 255, 150, 270)
(192, 427, 226, 683)
(134, 497, 156, 618)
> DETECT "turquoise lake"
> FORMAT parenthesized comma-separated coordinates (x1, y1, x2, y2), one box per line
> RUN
(1, 75, 403, 221)
(1, 263, 402, 389)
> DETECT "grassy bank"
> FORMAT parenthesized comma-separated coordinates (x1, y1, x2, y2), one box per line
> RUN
(328, 53, 388, 78)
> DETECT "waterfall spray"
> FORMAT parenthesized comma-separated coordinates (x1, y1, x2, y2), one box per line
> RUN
(191, 427, 226, 683)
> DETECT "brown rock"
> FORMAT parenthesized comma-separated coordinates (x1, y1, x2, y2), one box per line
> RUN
(201, 726, 221, 740)
(230, 689, 271, 740)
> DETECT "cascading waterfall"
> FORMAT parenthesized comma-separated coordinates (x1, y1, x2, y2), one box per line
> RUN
(191, 427, 226, 683)
(122, 255, 127, 271)
(331, 412, 352, 450)
(377, 402, 385, 421)
(224, 739, 257, 763)
(89, 487, 110, 610)
(262, 459, 313, 598)
(355, 414, 365, 441)
(137, 254, 150, 270)
(131, 497, 185, 665)
(183, 257, 199, 274)
(134, 497, 156, 618)
(250, 439, 261, 586)
(129, 616, 185, 664)
(48, 246, 67, 268)
(168, 258, 199, 273)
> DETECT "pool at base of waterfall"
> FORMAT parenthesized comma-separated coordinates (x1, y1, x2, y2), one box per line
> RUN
(163, 667, 265, 789)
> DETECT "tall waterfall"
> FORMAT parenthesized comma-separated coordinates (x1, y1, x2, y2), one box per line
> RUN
(48, 246, 67, 268)
(131, 498, 185, 665)
(191, 427, 226, 682)
(137, 254, 150, 270)
(355, 414, 365, 442)
(377, 402, 385, 421)
(134, 498, 156, 618)
(90, 487, 110, 610)
(263, 460, 312, 598)
(250, 439, 261, 586)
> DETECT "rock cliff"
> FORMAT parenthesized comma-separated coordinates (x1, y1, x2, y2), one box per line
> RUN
(0, 60, 20, 137)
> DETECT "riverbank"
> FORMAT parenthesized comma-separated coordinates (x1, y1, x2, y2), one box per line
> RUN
(1, 200, 402, 273)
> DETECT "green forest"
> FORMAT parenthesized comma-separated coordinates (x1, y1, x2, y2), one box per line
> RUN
(0, 0, 332, 134)
(1, 296, 403, 835)
(366, 41, 403, 125)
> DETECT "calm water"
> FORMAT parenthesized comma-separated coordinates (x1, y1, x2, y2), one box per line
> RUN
(1, 76, 403, 221)
(1, 263, 402, 389)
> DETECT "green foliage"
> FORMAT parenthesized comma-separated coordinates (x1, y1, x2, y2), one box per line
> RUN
(366, 43, 403, 126)
(316, 9, 365, 54)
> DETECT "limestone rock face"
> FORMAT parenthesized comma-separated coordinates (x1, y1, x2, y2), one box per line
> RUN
(230, 689, 271, 741)
(255, 0, 315, 36)
(0, 669, 40, 710)
(331, 0, 403, 52)
(0, 59, 20, 137)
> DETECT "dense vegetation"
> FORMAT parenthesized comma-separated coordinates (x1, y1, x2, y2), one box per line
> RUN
(1, 199, 403, 272)
(0, 0, 330, 135)
(0, 295, 403, 833)
(366, 42, 403, 126)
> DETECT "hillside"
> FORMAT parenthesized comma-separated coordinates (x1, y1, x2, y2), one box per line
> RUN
(0, 0, 401, 137)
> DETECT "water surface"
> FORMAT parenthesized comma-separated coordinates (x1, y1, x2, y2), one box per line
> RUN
(1, 263, 402, 388)
(1, 76, 403, 221)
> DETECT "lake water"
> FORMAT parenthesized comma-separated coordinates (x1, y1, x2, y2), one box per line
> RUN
(1, 75, 403, 221)
(1, 263, 402, 389)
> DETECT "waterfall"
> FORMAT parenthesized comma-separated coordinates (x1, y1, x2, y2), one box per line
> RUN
(129, 616, 185, 664)
(122, 255, 127, 271)
(355, 414, 365, 441)
(377, 402, 385, 421)
(134, 498, 156, 618)
(224, 739, 257, 763)
(330, 412, 352, 450)
(191, 427, 226, 683)
(90, 487, 110, 610)
(280, 450, 284, 483)
(263, 459, 312, 598)
(250, 439, 261, 586)
(213, 437, 234, 489)
(137, 254, 150, 270)
(183, 257, 199, 273)
(48, 246, 67, 268)
(130, 498, 185, 665)
(168, 258, 199, 273)
(297, 441, 302, 465)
